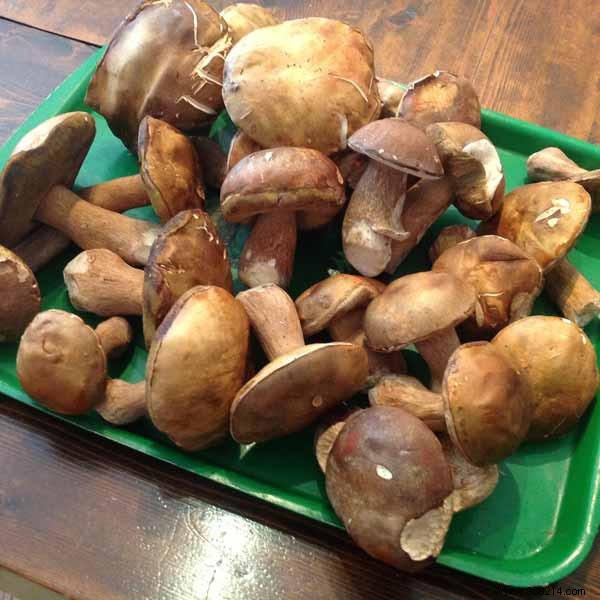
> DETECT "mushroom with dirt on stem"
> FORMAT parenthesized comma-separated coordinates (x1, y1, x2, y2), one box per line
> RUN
(230, 284, 369, 444)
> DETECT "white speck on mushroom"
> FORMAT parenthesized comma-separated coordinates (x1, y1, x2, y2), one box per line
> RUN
(337, 113, 348, 149)
(582, 334, 588, 344)
(245, 250, 253, 260)
(376, 464, 393, 480)
(393, 154, 398, 160)
(265, 151, 273, 161)
(311, 395, 323, 407)
(183, 1, 199, 49)
(378, 148, 385, 155)
(561, 318, 572, 324)
(547, 217, 560, 228)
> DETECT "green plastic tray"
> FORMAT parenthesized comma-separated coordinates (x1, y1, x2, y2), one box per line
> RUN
(2, 48, 600, 588)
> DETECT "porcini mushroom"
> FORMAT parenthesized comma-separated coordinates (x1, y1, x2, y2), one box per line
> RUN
(377, 77, 404, 118)
(326, 406, 454, 572)
(364, 271, 476, 391)
(295, 274, 406, 384)
(85, 0, 231, 151)
(426, 122, 504, 219)
(223, 17, 380, 155)
(221, 148, 346, 287)
(428, 224, 476, 263)
(220, 3, 280, 44)
(368, 342, 533, 466)
(226, 129, 262, 172)
(231, 284, 368, 443)
(492, 316, 599, 440)
(432, 235, 544, 338)
(343, 118, 444, 276)
(146, 286, 249, 451)
(0, 112, 160, 266)
(314, 406, 361, 474)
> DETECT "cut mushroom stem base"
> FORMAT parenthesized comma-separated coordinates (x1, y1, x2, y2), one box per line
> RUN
(415, 327, 461, 392)
(95, 379, 146, 425)
(79, 174, 149, 212)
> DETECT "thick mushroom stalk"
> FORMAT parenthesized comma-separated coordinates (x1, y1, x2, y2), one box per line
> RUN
(414, 328, 462, 393)
(79, 175, 149, 213)
(95, 380, 147, 426)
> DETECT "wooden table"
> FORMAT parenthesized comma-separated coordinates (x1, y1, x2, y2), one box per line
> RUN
(0, 2, 599, 599)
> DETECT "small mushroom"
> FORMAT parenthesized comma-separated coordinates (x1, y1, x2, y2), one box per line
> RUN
(428, 224, 476, 263)
(17, 311, 134, 415)
(223, 18, 381, 155)
(221, 148, 346, 287)
(295, 274, 406, 384)
(220, 3, 280, 44)
(426, 122, 504, 220)
(0, 112, 160, 265)
(231, 284, 368, 443)
(326, 406, 454, 572)
(397, 71, 481, 129)
(147, 285, 250, 451)
(343, 118, 444, 276)
(432, 235, 544, 338)
(85, 0, 232, 151)
(492, 316, 599, 440)
(376, 77, 404, 118)
(364, 271, 476, 391)
(369, 342, 533, 466)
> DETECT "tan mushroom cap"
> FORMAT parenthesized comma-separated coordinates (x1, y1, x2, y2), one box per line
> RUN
(0, 246, 40, 341)
(348, 118, 443, 179)
(85, 0, 231, 151)
(138, 116, 205, 223)
(230, 342, 368, 444)
(220, 3, 280, 44)
(16, 310, 107, 414)
(143, 209, 233, 347)
(480, 181, 591, 270)
(492, 316, 599, 441)
(364, 271, 476, 352)
(442, 342, 533, 467)
(220, 147, 346, 222)
(295, 274, 385, 336)
(0, 112, 95, 247)
(222, 17, 381, 155)
(432, 235, 544, 337)
(326, 406, 453, 572)
(147, 286, 249, 451)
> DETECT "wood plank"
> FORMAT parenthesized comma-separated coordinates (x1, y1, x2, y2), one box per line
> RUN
(0, 19, 94, 145)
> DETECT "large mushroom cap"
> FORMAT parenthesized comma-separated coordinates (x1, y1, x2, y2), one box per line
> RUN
(220, 3, 280, 44)
(0, 112, 95, 247)
(348, 118, 443, 178)
(85, 0, 231, 151)
(295, 274, 385, 336)
(138, 116, 205, 223)
(230, 342, 368, 444)
(364, 271, 476, 352)
(432, 235, 544, 337)
(220, 147, 346, 222)
(492, 316, 599, 440)
(480, 181, 591, 270)
(0, 246, 40, 341)
(16, 310, 107, 414)
(326, 406, 453, 572)
(222, 17, 380, 155)
(146, 285, 249, 451)
(442, 342, 533, 466)
(143, 209, 233, 347)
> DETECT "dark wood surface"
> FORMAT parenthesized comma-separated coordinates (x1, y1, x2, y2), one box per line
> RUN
(1, 3, 600, 599)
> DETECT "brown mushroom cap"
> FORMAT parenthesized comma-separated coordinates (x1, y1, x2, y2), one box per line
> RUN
(220, 3, 280, 44)
(326, 406, 453, 572)
(222, 18, 380, 155)
(220, 147, 346, 222)
(398, 71, 481, 129)
(230, 342, 368, 444)
(143, 209, 233, 347)
(138, 116, 205, 223)
(295, 274, 385, 336)
(85, 0, 231, 151)
(314, 405, 361, 473)
(0, 112, 95, 247)
(146, 286, 249, 451)
(348, 118, 443, 179)
(480, 181, 591, 270)
(364, 271, 476, 352)
(226, 129, 263, 173)
(16, 310, 107, 414)
(432, 235, 544, 337)
(492, 316, 599, 441)
(0, 246, 41, 341)
(442, 342, 533, 467)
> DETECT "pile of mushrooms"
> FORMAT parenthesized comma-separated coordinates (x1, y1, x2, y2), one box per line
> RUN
(1, 2, 599, 577)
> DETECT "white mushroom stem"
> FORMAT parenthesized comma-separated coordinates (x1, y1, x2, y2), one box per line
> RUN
(64, 250, 144, 317)
(236, 284, 304, 361)
(369, 375, 446, 431)
(14, 226, 70, 272)
(95, 317, 133, 359)
(343, 161, 409, 277)
(79, 175, 149, 212)
(415, 327, 461, 393)
(34, 184, 160, 266)
(95, 380, 147, 426)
